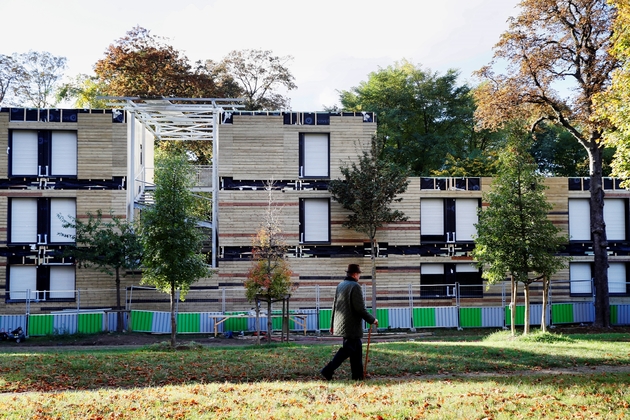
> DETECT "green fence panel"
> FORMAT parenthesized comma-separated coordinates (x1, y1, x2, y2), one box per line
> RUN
(505, 306, 526, 326)
(610, 305, 618, 325)
(551, 304, 574, 324)
(319, 309, 332, 330)
(459, 308, 482, 327)
(373, 308, 388, 329)
(177, 313, 201, 333)
(130, 310, 154, 332)
(78, 313, 103, 334)
(412, 308, 436, 328)
(268, 311, 299, 331)
(224, 312, 248, 332)
(28, 314, 54, 336)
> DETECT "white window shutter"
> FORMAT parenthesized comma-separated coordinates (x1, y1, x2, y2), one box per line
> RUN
(421, 264, 444, 275)
(455, 199, 478, 241)
(50, 198, 76, 243)
(51, 131, 77, 176)
(569, 199, 591, 241)
(608, 263, 626, 294)
(10, 198, 37, 243)
(604, 199, 625, 241)
(421, 199, 444, 236)
(49, 266, 75, 299)
(11, 130, 38, 176)
(9, 266, 37, 300)
(303, 133, 329, 178)
(570, 263, 592, 294)
(304, 198, 329, 242)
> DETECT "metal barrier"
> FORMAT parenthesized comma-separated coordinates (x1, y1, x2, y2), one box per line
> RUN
(3, 280, 630, 336)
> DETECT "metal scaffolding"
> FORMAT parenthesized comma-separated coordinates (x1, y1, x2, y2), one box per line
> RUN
(101, 96, 244, 267)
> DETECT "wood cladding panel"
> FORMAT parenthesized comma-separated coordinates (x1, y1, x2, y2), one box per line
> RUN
(218, 115, 375, 180)
(0, 114, 8, 176)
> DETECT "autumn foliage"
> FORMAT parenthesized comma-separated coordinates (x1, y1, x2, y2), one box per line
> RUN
(244, 190, 293, 302)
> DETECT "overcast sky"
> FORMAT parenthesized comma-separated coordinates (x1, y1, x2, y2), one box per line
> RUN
(2, 0, 521, 110)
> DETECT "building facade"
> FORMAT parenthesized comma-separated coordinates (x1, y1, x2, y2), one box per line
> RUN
(1, 108, 629, 330)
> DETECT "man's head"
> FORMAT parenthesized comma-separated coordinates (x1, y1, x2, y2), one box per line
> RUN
(346, 264, 361, 279)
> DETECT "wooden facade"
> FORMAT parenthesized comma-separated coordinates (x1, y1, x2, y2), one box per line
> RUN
(1, 109, 630, 317)
(0, 109, 130, 315)
(210, 113, 630, 313)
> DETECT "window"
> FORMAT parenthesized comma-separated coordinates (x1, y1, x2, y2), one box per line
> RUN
(299, 133, 329, 178)
(420, 198, 479, 242)
(570, 262, 628, 296)
(568, 198, 628, 241)
(570, 263, 592, 294)
(604, 199, 627, 241)
(9, 130, 77, 177)
(609, 263, 628, 295)
(9, 198, 76, 245)
(299, 198, 330, 243)
(568, 199, 590, 241)
(420, 263, 482, 298)
(8, 265, 75, 301)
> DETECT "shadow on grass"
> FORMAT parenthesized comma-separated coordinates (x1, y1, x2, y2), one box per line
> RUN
(1, 331, 629, 392)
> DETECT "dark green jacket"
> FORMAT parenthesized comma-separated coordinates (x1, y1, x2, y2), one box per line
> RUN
(331, 277, 376, 339)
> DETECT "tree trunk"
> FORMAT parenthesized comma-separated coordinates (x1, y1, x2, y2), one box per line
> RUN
(115, 267, 123, 332)
(267, 300, 272, 344)
(589, 145, 610, 328)
(510, 277, 517, 336)
(370, 237, 377, 318)
(170, 284, 177, 348)
(523, 283, 530, 335)
(541, 275, 549, 333)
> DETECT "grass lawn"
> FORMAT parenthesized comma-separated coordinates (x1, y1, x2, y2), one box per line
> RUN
(0, 330, 628, 418)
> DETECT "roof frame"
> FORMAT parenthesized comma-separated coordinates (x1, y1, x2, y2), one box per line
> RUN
(101, 96, 244, 141)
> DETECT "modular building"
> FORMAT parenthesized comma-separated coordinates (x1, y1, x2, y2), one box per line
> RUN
(0, 105, 629, 334)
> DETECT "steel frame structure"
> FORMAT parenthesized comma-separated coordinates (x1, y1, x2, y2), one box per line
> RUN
(102, 96, 244, 268)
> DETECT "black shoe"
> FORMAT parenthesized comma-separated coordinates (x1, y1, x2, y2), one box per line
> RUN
(320, 368, 333, 381)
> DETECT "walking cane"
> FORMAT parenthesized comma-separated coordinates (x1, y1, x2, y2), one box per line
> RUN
(364, 323, 373, 379)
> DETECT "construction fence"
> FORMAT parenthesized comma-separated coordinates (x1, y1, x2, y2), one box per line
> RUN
(2, 280, 629, 336)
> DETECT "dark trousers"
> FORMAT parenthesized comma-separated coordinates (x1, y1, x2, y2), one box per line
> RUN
(322, 337, 364, 380)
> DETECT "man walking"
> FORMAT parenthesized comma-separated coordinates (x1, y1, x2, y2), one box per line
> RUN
(321, 263, 378, 380)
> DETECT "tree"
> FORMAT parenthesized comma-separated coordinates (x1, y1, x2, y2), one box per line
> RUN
(473, 130, 568, 335)
(208, 49, 296, 110)
(474, 0, 618, 327)
(339, 60, 494, 176)
(0, 54, 25, 105)
(59, 210, 142, 331)
(12, 51, 66, 108)
(56, 74, 109, 109)
(91, 26, 242, 165)
(139, 151, 211, 347)
(329, 137, 409, 314)
(94, 26, 239, 99)
(244, 183, 294, 342)
(595, 0, 630, 186)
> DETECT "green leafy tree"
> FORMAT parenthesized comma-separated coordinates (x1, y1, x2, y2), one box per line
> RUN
(139, 152, 211, 347)
(474, 0, 618, 327)
(59, 210, 142, 331)
(206, 49, 296, 110)
(339, 60, 495, 175)
(329, 137, 409, 313)
(244, 183, 293, 341)
(473, 130, 568, 335)
(56, 74, 108, 108)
